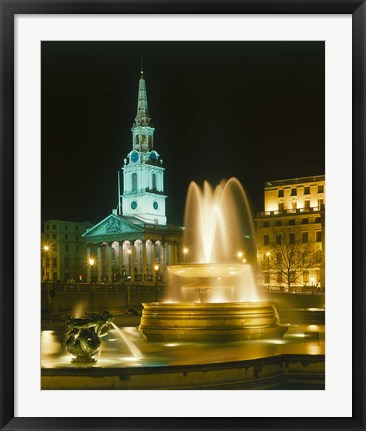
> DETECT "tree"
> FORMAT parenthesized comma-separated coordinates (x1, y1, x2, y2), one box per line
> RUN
(262, 233, 317, 293)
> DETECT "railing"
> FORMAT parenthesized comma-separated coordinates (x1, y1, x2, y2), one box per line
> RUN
(265, 175, 325, 188)
(256, 205, 325, 217)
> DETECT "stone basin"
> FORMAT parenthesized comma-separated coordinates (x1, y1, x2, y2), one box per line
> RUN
(138, 301, 287, 342)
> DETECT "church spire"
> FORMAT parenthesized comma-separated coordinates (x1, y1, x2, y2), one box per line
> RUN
(135, 60, 151, 127)
(131, 63, 155, 152)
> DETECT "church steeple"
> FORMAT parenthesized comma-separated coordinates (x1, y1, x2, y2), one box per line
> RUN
(122, 64, 167, 225)
(131, 62, 154, 151)
(134, 60, 151, 128)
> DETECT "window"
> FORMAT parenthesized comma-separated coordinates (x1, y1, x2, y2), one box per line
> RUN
(304, 186, 310, 195)
(52, 225, 57, 230)
(263, 221, 269, 228)
(289, 219, 295, 226)
(52, 257, 57, 268)
(76, 226, 79, 231)
(46, 258, 50, 268)
(132, 172, 138, 192)
(302, 232, 309, 243)
(291, 188, 297, 196)
(263, 235, 269, 245)
(304, 200, 310, 210)
(292, 201, 297, 210)
(65, 244, 69, 252)
(46, 225, 49, 230)
(278, 202, 284, 212)
(65, 225, 68, 231)
(65, 234, 68, 240)
(76, 245, 79, 252)
(136, 135, 139, 145)
(318, 199, 324, 208)
(278, 189, 284, 198)
(75, 235, 79, 241)
(315, 217, 321, 223)
(318, 185, 324, 193)
(64, 257, 70, 267)
(316, 231, 322, 242)
(276, 233, 282, 245)
(52, 234, 57, 240)
(152, 173, 157, 190)
(303, 270, 309, 283)
(275, 220, 282, 227)
(301, 218, 309, 224)
(277, 272, 283, 283)
(289, 233, 295, 244)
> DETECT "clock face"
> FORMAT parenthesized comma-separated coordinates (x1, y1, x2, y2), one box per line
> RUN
(131, 201, 137, 210)
(131, 151, 139, 163)
(150, 151, 157, 160)
(153, 201, 159, 210)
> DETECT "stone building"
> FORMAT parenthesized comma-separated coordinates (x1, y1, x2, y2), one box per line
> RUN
(41, 219, 93, 282)
(82, 66, 183, 283)
(255, 175, 325, 291)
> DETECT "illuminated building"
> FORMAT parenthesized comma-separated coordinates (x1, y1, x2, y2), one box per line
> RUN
(256, 175, 325, 290)
(41, 219, 92, 282)
(83, 65, 183, 283)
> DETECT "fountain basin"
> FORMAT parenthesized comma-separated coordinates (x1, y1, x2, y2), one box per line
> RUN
(168, 263, 248, 278)
(139, 301, 287, 342)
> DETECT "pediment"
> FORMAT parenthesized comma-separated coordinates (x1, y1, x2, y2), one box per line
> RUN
(83, 214, 144, 238)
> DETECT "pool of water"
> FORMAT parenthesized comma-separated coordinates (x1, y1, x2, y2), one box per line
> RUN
(41, 324, 325, 369)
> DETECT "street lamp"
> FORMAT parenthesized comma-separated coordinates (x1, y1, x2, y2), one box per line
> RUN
(265, 252, 271, 289)
(237, 251, 243, 259)
(154, 264, 160, 301)
(42, 244, 51, 281)
(182, 247, 189, 263)
(88, 257, 96, 283)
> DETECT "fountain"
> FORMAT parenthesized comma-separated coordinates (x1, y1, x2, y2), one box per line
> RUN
(139, 178, 287, 342)
(41, 178, 324, 390)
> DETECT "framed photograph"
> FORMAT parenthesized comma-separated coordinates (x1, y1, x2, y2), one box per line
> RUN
(1, 1, 364, 430)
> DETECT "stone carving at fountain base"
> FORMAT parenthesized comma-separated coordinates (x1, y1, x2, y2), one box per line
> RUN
(66, 311, 112, 363)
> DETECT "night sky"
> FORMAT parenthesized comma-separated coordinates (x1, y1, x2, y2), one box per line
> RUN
(41, 41, 325, 226)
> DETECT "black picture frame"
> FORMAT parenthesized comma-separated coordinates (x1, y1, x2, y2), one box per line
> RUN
(1, 1, 364, 430)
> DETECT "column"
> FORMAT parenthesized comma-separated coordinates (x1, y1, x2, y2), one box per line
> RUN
(119, 241, 124, 280)
(142, 241, 147, 281)
(152, 242, 156, 269)
(107, 243, 113, 282)
(97, 245, 102, 283)
(130, 241, 136, 281)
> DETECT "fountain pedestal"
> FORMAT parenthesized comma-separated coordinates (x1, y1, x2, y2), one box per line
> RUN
(139, 301, 287, 342)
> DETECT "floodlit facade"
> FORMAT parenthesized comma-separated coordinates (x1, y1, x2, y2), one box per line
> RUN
(256, 175, 325, 291)
(41, 219, 93, 282)
(83, 65, 183, 283)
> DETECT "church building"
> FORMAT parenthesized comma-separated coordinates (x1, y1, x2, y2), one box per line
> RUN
(83, 66, 183, 283)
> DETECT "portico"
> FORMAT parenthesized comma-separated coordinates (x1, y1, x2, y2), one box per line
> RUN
(84, 214, 182, 283)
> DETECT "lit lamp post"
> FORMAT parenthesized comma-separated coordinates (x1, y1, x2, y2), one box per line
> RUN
(182, 247, 189, 263)
(154, 264, 160, 301)
(88, 258, 95, 283)
(265, 252, 271, 289)
(42, 244, 51, 281)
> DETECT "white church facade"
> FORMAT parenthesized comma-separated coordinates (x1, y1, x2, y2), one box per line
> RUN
(83, 66, 183, 283)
